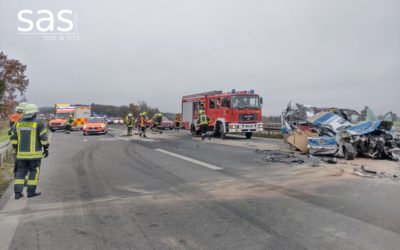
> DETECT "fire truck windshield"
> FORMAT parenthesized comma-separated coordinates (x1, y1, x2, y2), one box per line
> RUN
(54, 113, 72, 119)
(232, 96, 260, 109)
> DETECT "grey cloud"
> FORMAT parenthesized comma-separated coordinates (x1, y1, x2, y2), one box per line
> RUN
(0, 0, 399, 115)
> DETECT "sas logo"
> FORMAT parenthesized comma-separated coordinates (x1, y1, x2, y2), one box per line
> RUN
(17, 9, 79, 41)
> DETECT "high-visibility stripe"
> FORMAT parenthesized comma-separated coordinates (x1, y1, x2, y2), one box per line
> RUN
(41, 140, 49, 145)
(30, 128, 36, 153)
(16, 155, 43, 159)
(40, 129, 48, 136)
(27, 167, 39, 186)
(11, 140, 18, 145)
(17, 129, 21, 153)
(15, 179, 25, 185)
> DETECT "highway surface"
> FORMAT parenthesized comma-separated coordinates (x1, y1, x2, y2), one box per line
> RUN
(1, 126, 399, 250)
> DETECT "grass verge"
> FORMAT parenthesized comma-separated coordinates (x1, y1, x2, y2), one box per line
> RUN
(0, 159, 13, 198)
(0, 120, 10, 143)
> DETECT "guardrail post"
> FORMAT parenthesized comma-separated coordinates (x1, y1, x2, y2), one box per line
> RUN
(0, 151, 3, 168)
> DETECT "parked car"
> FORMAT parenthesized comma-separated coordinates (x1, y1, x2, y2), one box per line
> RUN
(112, 117, 124, 125)
(159, 117, 174, 130)
(83, 117, 108, 135)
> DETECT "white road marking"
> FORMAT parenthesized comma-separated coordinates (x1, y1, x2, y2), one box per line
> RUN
(154, 148, 223, 171)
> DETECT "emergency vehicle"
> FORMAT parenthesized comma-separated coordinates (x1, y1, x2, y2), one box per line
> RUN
(48, 104, 91, 132)
(182, 90, 263, 139)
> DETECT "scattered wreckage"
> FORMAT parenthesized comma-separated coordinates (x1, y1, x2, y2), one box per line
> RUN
(282, 103, 400, 161)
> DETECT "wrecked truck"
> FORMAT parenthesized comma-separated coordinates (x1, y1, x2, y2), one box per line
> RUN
(282, 103, 400, 161)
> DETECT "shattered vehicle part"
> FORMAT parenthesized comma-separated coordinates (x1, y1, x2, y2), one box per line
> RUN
(259, 150, 305, 164)
(308, 112, 352, 134)
(361, 165, 377, 174)
(353, 166, 400, 180)
(307, 137, 338, 155)
(282, 102, 400, 161)
(352, 169, 374, 178)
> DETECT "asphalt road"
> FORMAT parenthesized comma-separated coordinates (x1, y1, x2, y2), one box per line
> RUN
(0, 125, 399, 250)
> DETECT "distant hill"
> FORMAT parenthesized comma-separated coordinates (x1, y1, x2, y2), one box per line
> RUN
(39, 107, 54, 115)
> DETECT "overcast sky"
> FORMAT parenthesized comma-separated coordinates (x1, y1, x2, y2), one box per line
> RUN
(0, 0, 399, 115)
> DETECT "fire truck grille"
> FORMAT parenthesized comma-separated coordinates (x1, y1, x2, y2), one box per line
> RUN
(239, 114, 256, 122)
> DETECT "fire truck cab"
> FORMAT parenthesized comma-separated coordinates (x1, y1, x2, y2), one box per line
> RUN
(181, 90, 263, 139)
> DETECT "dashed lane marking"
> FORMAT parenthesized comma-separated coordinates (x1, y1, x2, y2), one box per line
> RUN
(154, 148, 223, 171)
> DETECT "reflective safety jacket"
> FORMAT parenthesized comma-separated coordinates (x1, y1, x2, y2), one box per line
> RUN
(10, 118, 49, 160)
(139, 116, 147, 128)
(66, 115, 74, 125)
(198, 115, 209, 125)
(126, 116, 134, 127)
(175, 115, 181, 123)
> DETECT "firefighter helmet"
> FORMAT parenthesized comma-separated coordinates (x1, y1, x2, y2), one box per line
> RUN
(23, 104, 39, 118)
(128, 113, 133, 117)
(16, 102, 29, 113)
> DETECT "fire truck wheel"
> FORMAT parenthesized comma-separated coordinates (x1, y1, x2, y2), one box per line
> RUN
(219, 125, 226, 139)
(245, 132, 253, 139)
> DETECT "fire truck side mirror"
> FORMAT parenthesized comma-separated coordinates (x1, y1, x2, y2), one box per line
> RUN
(260, 98, 263, 105)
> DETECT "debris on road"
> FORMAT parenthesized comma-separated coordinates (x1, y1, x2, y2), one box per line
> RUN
(256, 149, 338, 167)
(352, 165, 399, 180)
(282, 102, 400, 161)
(258, 150, 305, 164)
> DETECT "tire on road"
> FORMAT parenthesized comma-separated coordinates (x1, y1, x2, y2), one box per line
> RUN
(343, 143, 356, 160)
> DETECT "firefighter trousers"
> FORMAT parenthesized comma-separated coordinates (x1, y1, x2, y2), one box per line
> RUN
(127, 126, 133, 135)
(175, 122, 180, 131)
(200, 124, 210, 140)
(140, 126, 147, 137)
(14, 159, 41, 194)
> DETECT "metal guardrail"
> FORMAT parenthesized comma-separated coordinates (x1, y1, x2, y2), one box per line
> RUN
(0, 140, 12, 167)
(263, 122, 282, 132)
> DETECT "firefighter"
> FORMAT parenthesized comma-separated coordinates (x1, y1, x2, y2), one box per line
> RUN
(65, 113, 74, 134)
(9, 102, 28, 127)
(152, 113, 162, 133)
(197, 110, 210, 141)
(10, 104, 49, 199)
(126, 113, 134, 136)
(175, 113, 181, 131)
(9, 102, 28, 178)
(139, 112, 147, 138)
(156, 113, 162, 133)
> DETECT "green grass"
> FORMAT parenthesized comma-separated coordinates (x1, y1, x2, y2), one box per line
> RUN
(0, 160, 13, 198)
(0, 121, 10, 143)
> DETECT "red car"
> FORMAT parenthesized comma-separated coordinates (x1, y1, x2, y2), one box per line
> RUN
(83, 117, 108, 135)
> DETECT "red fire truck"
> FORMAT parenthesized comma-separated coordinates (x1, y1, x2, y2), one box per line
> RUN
(181, 90, 263, 139)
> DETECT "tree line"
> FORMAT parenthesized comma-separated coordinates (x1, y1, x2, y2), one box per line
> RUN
(91, 101, 161, 118)
(0, 51, 29, 119)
